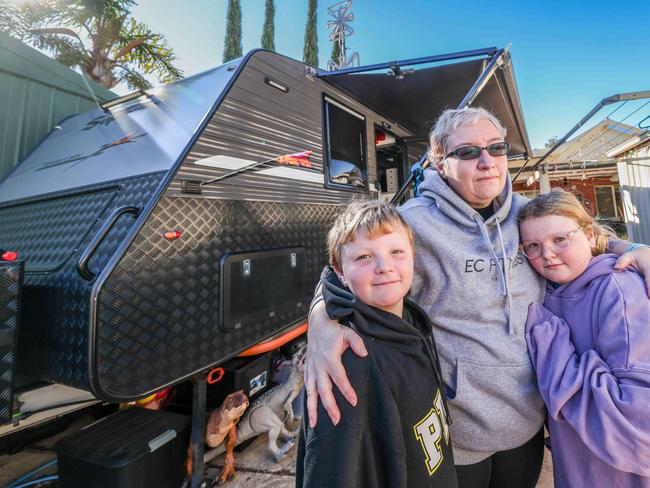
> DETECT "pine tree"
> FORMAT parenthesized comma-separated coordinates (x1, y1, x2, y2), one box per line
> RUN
(261, 0, 275, 51)
(330, 36, 341, 68)
(303, 0, 318, 66)
(223, 0, 242, 62)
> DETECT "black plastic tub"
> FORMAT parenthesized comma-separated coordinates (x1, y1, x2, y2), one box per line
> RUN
(56, 407, 190, 488)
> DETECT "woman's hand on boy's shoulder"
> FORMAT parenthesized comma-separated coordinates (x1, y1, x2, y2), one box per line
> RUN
(305, 301, 367, 428)
(613, 244, 650, 298)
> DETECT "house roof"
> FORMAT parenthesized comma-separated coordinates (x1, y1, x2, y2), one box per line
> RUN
(606, 130, 650, 157)
(543, 118, 642, 164)
(511, 118, 645, 185)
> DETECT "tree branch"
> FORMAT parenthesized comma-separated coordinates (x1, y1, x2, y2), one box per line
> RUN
(114, 35, 148, 62)
(29, 27, 92, 58)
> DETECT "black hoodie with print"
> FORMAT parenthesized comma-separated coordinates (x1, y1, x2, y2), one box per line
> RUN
(296, 268, 458, 488)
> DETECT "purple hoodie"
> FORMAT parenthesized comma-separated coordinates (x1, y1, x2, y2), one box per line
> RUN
(525, 254, 650, 488)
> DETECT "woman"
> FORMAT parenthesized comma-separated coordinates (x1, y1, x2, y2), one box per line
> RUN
(306, 107, 650, 488)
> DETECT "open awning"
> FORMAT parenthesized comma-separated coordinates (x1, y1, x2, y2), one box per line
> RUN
(318, 47, 532, 158)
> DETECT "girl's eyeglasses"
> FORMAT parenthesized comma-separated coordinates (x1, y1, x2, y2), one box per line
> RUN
(445, 142, 510, 161)
(520, 227, 586, 259)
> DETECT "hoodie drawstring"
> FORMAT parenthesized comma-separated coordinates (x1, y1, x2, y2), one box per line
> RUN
(415, 328, 453, 427)
(495, 218, 514, 335)
(474, 215, 514, 334)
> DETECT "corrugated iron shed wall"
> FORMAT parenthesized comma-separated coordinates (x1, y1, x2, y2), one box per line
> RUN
(617, 145, 650, 244)
(0, 31, 115, 180)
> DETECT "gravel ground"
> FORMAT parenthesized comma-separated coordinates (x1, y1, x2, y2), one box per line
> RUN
(1, 413, 554, 487)
(211, 432, 555, 488)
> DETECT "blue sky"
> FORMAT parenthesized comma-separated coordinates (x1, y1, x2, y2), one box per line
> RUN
(131, 0, 650, 149)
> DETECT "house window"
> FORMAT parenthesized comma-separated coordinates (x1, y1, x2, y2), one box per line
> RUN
(594, 186, 619, 219)
(323, 98, 367, 189)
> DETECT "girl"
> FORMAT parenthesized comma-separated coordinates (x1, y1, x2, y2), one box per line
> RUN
(519, 189, 650, 488)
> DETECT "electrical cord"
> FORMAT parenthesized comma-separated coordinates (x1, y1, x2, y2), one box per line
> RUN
(11, 475, 58, 488)
(6, 459, 57, 488)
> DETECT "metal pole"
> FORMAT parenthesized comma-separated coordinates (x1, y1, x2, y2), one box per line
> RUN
(390, 153, 426, 204)
(513, 90, 650, 184)
(318, 47, 498, 78)
(456, 47, 507, 110)
(200, 158, 274, 186)
(191, 375, 207, 488)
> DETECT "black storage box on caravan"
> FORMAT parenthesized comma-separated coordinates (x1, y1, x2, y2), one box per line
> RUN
(56, 407, 190, 488)
(0, 47, 532, 403)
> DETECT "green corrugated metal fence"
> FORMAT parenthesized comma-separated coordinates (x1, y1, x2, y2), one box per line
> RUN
(0, 31, 115, 181)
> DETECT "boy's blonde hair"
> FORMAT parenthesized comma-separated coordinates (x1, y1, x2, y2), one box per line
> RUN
(518, 189, 616, 256)
(327, 200, 415, 271)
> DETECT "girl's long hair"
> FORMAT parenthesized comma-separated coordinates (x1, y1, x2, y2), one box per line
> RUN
(518, 189, 616, 256)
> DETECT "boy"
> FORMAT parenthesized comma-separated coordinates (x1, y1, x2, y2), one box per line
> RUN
(296, 200, 457, 488)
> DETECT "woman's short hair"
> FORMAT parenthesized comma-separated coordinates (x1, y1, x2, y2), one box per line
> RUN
(518, 188, 616, 256)
(428, 107, 507, 165)
(327, 200, 415, 271)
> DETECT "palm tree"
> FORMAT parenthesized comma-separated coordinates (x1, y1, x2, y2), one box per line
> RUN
(0, 0, 183, 90)
(0, 1, 28, 38)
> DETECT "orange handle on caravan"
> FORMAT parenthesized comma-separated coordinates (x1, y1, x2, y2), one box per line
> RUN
(237, 323, 308, 357)
(207, 367, 225, 384)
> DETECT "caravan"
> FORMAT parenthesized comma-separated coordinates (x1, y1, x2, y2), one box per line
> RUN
(0, 46, 531, 424)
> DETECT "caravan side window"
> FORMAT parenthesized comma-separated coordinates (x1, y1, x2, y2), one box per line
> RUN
(323, 98, 367, 189)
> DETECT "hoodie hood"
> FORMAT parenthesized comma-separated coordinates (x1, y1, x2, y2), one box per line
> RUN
(320, 266, 453, 427)
(417, 168, 513, 228)
(321, 267, 431, 346)
(546, 254, 620, 298)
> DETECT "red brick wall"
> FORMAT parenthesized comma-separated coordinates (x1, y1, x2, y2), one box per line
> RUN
(512, 177, 619, 218)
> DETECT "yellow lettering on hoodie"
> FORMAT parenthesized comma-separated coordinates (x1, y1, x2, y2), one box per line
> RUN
(413, 390, 449, 475)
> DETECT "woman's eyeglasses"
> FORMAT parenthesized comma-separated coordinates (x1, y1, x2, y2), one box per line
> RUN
(520, 227, 586, 259)
(445, 142, 510, 161)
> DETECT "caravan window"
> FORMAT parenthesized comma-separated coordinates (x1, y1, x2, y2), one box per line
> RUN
(323, 98, 367, 189)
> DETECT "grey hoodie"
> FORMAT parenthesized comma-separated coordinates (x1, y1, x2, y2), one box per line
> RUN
(399, 168, 546, 464)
